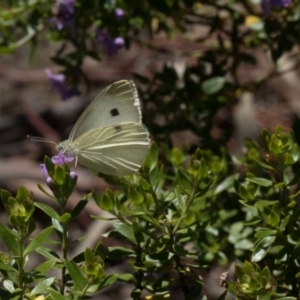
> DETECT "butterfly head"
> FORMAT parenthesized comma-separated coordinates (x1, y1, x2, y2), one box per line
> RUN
(56, 140, 77, 158)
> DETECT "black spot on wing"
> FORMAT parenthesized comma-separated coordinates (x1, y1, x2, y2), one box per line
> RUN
(110, 108, 119, 117)
(114, 125, 122, 131)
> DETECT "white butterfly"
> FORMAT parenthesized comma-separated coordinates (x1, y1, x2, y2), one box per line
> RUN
(56, 80, 150, 176)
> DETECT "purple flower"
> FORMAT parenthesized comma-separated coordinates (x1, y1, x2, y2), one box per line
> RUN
(40, 153, 76, 187)
(96, 31, 125, 56)
(70, 171, 78, 183)
(40, 163, 55, 189)
(40, 152, 73, 179)
(261, 0, 292, 15)
(114, 8, 125, 20)
(114, 37, 125, 47)
(54, 0, 76, 36)
(52, 151, 74, 165)
(46, 177, 54, 188)
(40, 164, 49, 180)
(45, 69, 80, 101)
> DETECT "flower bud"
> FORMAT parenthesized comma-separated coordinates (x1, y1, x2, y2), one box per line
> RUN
(70, 171, 78, 183)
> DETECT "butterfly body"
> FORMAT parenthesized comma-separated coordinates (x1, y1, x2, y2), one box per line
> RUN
(56, 80, 150, 176)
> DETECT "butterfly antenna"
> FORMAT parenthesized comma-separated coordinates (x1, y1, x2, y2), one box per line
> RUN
(27, 135, 57, 145)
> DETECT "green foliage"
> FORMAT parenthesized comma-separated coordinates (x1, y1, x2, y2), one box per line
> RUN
(225, 262, 278, 300)
(90, 142, 237, 298)
(201, 77, 226, 95)
(3, 128, 300, 298)
(0, 161, 116, 300)
(230, 127, 300, 296)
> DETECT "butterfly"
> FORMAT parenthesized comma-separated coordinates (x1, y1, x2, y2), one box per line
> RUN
(56, 80, 150, 176)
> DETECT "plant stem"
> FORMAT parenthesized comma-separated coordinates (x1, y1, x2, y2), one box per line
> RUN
(60, 198, 68, 295)
(17, 225, 26, 297)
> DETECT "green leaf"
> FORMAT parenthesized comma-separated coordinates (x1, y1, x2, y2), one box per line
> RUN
(59, 213, 71, 223)
(128, 186, 143, 205)
(35, 260, 57, 274)
(173, 244, 188, 255)
(235, 239, 253, 250)
(288, 167, 300, 186)
(132, 220, 144, 244)
(269, 135, 283, 154)
(255, 200, 278, 207)
(24, 226, 53, 256)
(129, 17, 144, 29)
(147, 251, 175, 262)
(235, 264, 245, 280)
(113, 222, 136, 243)
(0, 189, 12, 204)
(139, 177, 152, 191)
(70, 194, 91, 220)
(94, 241, 106, 262)
(246, 177, 273, 187)
(268, 209, 280, 227)
(37, 184, 56, 199)
(284, 153, 294, 165)
(118, 273, 135, 283)
(261, 266, 271, 279)
(280, 215, 290, 230)
(259, 236, 276, 247)
(0, 223, 19, 254)
(0, 262, 18, 273)
(29, 36, 37, 67)
(48, 288, 69, 300)
(44, 156, 54, 175)
(252, 247, 268, 262)
(143, 142, 158, 173)
(238, 184, 254, 201)
(239, 201, 258, 217)
(131, 288, 142, 299)
(291, 143, 300, 161)
(52, 218, 63, 234)
(97, 274, 118, 290)
(171, 148, 185, 165)
(255, 228, 277, 239)
(253, 158, 274, 170)
(36, 247, 60, 261)
(149, 142, 158, 169)
(177, 168, 192, 191)
(31, 277, 55, 295)
(249, 276, 260, 291)
(53, 165, 66, 186)
(243, 261, 255, 273)
(107, 246, 135, 260)
(93, 189, 114, 211)
(15, 186, 31, 203)
(201, 77, 225, 95)
(64, 260, 87, 290)
(84, 248, 94, 265)
(175, 188, 186, 212)
(215, 174, 238, 195)
(252, 236, 276, 262)
(34, 202, 60, 220)
(287, 232, 300, 245)
(27, 219, 36, 236)
(198, 158, 208, 180)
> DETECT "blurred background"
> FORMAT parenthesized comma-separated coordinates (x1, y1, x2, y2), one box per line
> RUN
(1, 0, 300, 298)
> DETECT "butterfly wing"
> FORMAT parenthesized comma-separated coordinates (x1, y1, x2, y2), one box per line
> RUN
(69, 80, 142, 141)
(71, 123, 150, 176)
